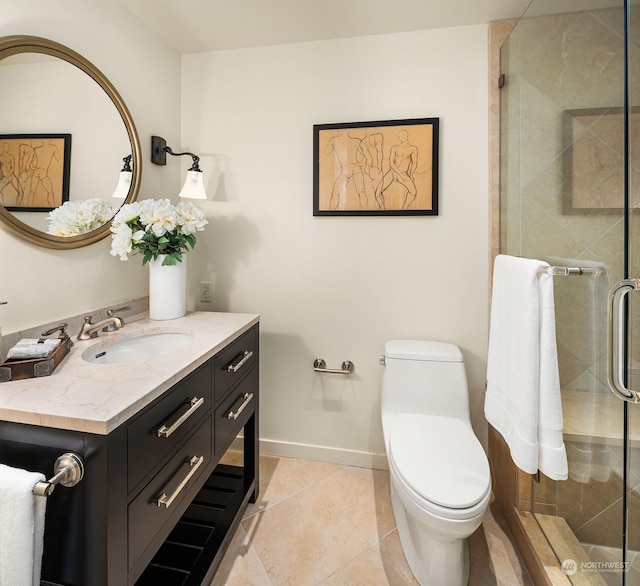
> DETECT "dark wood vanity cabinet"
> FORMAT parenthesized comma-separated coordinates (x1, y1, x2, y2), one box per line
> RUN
(0, 323, 259, 586)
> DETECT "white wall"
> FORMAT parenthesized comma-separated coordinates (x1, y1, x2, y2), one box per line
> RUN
(182, 25, 490, 465)
(0, 0, 182, 333)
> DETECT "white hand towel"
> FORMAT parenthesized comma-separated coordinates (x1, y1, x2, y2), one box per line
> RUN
(0, 464, 47, 586)
(6, 338, 61, 360)
(485, 254, 568, 481)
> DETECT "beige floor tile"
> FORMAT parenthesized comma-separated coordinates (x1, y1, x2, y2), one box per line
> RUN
(243, 455, 314, 519)
(295, 458, 344, 482)
(377, 530, 420, 586)
(320, 539, 408, 586)
(242, 483, 370, 585)
(318, 466, 396, 545)
(210, 524, 271, 586)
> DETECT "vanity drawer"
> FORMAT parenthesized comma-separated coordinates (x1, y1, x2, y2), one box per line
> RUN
(214, 326, 257, 404)
(128, 362, 212, 493)
(215, 367, 257, 458)
(128, 416, 212, 572)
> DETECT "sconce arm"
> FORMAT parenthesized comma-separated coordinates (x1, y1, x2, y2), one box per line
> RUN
(151, 135, 201, 171)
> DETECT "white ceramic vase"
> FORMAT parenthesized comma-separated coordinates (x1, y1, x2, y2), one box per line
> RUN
(149, 254, 187, 320)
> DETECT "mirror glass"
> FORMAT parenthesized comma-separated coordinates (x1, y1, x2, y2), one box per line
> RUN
(0, 36, 141, 249)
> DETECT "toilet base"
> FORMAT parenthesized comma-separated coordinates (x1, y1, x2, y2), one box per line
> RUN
(391, 480, 480, 586)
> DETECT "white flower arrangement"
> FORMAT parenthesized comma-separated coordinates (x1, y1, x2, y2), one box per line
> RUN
(110, 198, 207, 265)
(47, 199, 117, 237)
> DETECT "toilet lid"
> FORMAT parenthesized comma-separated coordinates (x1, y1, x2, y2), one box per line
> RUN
(389, 413, 490, 509)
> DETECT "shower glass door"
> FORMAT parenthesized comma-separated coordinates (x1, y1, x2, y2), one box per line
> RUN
(500, 0, 634, 582)
(626, 0, 640, 580)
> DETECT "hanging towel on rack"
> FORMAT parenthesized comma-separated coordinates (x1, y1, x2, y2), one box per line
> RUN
(0, 464, 47, 586)
(485, 254, 568, 481)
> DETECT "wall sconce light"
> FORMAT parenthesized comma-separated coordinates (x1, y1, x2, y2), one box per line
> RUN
(151, 135, 207, 200)
(111, 154, 133, 199)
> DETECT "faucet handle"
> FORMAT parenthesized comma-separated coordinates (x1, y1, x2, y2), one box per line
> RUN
(42, 322, 70, 339)
(106, 306, 130, 318)
(103, 306, 130, 333)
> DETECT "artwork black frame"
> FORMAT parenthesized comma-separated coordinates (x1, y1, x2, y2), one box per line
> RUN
(0, 133, 72, 212)
(313, 118, 439, 216)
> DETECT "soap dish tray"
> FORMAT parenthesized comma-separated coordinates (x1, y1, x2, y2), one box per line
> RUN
(0, 337, 72, 382)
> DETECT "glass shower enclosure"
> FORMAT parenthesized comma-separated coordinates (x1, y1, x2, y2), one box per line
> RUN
(500, 0, 640, 583)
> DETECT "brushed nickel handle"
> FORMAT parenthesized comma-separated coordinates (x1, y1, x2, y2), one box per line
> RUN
(156, 455, 204, 508)
(227, 393, 254, 420)
(227, 350, 254, 373)
(157, 397, 205, 438)
(607, 279, 640, 403)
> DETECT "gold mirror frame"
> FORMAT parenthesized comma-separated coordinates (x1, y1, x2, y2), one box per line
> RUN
(0, 35, 142, 249)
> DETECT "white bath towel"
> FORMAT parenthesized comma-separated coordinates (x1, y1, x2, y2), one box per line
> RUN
(485, 254, 568, 481)
(0, 464, 47, 586)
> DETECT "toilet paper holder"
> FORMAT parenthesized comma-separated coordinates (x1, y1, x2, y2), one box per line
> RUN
(313, 358, 354, 375)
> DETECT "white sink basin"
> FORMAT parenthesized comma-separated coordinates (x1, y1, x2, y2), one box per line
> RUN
(82, 330, 194, 364)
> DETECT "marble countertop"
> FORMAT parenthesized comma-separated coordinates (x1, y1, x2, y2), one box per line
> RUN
(0, 311, 259, 435)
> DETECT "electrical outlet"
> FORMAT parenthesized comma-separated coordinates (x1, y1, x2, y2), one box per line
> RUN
(200, 281, 212, 303)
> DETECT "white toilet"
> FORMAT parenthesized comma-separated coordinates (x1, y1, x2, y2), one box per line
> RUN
(381, 340, 491, 586)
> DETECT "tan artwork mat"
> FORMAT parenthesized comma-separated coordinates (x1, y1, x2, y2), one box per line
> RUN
(314, 118, 438, 216)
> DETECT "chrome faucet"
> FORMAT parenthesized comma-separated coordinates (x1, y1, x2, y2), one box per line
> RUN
(77, 315, 124, 341)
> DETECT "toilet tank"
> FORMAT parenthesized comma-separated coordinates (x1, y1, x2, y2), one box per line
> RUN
(381, 340, 471, 435)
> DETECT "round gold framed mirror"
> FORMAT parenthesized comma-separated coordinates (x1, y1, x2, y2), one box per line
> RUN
(0, 35, 141, 249)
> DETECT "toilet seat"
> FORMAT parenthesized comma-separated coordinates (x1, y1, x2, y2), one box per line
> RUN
(389, 413, 491, 518)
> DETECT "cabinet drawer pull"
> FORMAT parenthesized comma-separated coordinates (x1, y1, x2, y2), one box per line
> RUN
(227, 350, 254, 373)
(156, 455, 204, 508)
(157, 397, 205, 438)
(227, 392, 254, 420)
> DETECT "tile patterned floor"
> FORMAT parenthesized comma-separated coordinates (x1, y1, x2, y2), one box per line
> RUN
(210, 454, 533, 585)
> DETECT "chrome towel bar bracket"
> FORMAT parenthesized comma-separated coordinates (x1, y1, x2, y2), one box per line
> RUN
(313, 359, 354, 375)
(33, 452, 85, 497)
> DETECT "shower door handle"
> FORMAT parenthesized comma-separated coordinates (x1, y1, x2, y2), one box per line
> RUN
(607, 279, 640, 403)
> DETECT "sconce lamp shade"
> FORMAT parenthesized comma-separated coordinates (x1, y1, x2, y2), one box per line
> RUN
(111, 170, 133, 199)
(178, 170, 207, 199)
(112, 154, 133, 199)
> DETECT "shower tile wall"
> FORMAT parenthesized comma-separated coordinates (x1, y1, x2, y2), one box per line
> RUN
(496, 6, 640, 552)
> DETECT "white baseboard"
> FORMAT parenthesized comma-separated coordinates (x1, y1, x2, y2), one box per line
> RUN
(257, 438, 388, 470)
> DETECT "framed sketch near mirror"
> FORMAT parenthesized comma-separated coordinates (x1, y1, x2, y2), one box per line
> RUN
(0, 133, 71, 212)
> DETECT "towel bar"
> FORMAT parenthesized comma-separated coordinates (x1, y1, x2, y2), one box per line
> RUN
(537, 265, 606, 277)
(313, 358, 354, 375)
(33, 452, 84, 497)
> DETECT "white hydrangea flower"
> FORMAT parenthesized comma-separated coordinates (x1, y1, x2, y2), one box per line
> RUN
(110, 223, 134, 261)
(139, 198, 178, 238)
(112, 201, 142, 227)
(47, 199, 116, 236)
(176, 201, 208, 235)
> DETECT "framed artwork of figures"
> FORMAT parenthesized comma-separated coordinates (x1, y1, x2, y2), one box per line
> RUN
(0, 133, 71, 212)
(313, 118, 439, 216)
